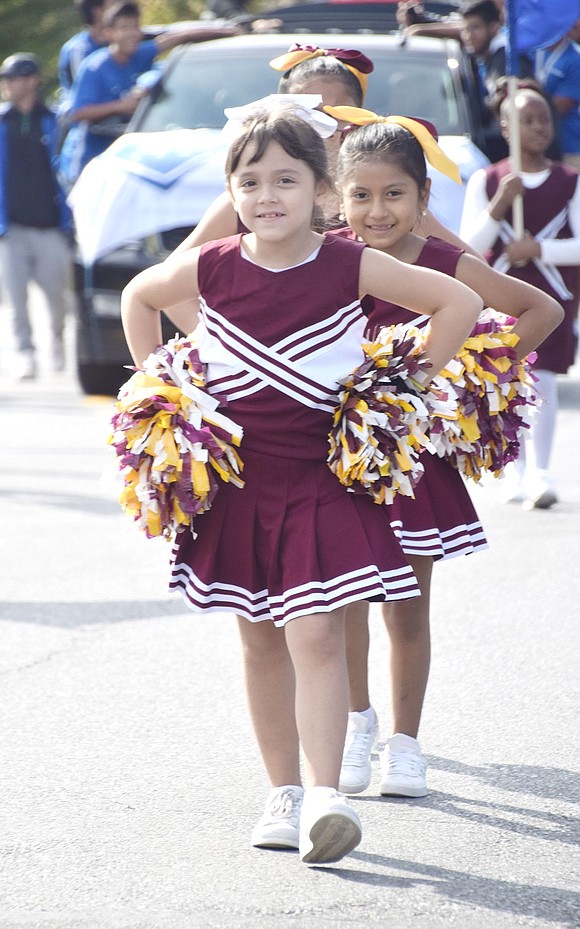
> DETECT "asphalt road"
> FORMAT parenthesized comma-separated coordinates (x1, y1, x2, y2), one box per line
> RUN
(1, 301, 579, 929)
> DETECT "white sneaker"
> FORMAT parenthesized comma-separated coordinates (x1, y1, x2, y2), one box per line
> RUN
(299, 787, 362, 865)
(339, 708, 379, 794)
(16, 350, 37, 380)
(251, 785, 303, 849)
(522, 473, 558, 511)
(380, 733, 428, 797)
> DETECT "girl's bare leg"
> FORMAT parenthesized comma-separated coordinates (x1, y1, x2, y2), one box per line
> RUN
(284, 608, 348, 787)
(344, 600, 371, 712)
(236, 615, 301, 786)
(382, 555, 433, 738)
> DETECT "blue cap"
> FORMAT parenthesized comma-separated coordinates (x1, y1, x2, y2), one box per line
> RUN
(0, 53, 41, 79)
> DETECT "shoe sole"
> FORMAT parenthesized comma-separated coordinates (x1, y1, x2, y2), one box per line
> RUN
(251, 829, 299, 850)
(380, 783, 428, 798)
(300, 812, 362, 864)
(338, 776, 371, 795)
(252, 839, 299, 849)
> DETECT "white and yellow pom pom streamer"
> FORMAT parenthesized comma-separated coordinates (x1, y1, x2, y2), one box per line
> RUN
(328, 324, 456, 504)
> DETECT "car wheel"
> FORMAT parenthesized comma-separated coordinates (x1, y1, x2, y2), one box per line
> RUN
(77, 362, 128, 397)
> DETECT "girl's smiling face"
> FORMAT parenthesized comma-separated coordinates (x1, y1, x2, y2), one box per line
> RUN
(340, 158, 430, 258)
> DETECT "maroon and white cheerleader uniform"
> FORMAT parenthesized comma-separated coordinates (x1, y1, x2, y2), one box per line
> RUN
(169, 233, 420, 625)
(353, 232, 489, 560)
(485, 160, 578, 374)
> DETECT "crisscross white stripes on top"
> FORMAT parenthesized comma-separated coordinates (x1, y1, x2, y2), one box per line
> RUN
(493, 208, 573, 300)
(199, 297, 366, 411)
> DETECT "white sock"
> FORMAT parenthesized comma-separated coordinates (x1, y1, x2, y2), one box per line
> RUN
(352, 706, 376, 724)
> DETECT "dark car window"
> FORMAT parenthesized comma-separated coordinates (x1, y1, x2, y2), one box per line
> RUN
(137, 44, 468, 137)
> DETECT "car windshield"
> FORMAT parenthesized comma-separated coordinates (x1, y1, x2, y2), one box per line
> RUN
(138, 44, 466, 137)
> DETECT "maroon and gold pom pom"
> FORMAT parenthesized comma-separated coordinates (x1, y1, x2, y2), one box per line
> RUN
(109, 335, 244, 538)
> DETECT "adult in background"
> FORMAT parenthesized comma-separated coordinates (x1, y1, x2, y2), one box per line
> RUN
(59, 1, 240, 188)
(0, 54, 72, 381)
(401, 0, 533, 162)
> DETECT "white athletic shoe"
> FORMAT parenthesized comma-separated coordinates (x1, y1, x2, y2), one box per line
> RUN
(380, 733, 428, 798)
(522, 473, 558, 510)
(339, 708, 379, 794)
(251, 785, 303, 849)
(299, 787, 362, 865)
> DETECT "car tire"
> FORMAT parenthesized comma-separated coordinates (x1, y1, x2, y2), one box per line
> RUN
(77, 362, 128, 397)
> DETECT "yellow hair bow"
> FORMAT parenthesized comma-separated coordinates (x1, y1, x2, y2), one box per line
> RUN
(323, 106, 462, 185)
(269, 46, 372, 98)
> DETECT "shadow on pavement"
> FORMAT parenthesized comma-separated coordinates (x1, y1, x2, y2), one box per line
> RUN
(427, 755, 580, 804)
(334, 852, 580, 927)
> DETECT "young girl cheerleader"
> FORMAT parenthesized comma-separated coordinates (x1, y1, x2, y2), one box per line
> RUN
(119, 111, 484, 864)
(322, 104, 563, 797)
(460, 87, 580, 509)
(171, 43, 476, 257)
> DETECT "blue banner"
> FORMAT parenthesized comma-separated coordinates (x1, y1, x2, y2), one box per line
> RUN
(505, 0, 580, 74)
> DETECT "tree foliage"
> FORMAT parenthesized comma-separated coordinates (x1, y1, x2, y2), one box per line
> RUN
(0, 0, 205, 102)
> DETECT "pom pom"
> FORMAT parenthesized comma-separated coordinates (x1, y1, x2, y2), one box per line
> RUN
(428, 309, 540, 481)
(109, 334, 244, 539)
(328, 324, 456, 504)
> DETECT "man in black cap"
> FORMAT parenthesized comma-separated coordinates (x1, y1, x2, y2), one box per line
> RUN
(0, 53, 72, 379)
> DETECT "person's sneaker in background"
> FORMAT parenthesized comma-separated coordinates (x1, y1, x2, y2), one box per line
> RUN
(522, 472, 558, 510)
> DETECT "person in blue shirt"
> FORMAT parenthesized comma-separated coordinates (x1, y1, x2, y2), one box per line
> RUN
(536, 19, 580, 170)
(59, 1, 239, 188)
(58, 0, 114, 113)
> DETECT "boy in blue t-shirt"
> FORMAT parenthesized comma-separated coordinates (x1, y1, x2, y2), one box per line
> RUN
(60, 1, 238, 187)
(58, 0, 113, 112)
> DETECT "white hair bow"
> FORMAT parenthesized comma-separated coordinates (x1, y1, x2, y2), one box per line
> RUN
(222, 94, 338, 139)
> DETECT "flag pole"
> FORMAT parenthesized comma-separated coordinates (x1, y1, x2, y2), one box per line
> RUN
(507, 76, 524, 239)
(505, 0, 524, 240)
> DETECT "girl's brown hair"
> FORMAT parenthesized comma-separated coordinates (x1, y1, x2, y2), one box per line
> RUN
(279, 57, 364, 107)
(337, 122, 429, 193)
(225, 111, 334, 191)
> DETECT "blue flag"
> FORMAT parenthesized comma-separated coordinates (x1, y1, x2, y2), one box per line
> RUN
(505, 0, 580, 74)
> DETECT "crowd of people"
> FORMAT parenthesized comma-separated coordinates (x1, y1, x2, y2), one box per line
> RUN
(0, 0, 238, 380)
(0, 0, 578, 867)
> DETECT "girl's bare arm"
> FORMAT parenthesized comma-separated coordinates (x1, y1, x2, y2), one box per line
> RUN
(121, 250, 201, 366)
(360, 247, 483, 377)
(171, 192, 237, 255)
(456, 253, 564, 358)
